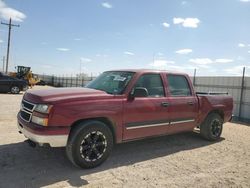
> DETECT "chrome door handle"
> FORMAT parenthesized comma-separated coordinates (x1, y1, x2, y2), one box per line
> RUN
(161, 102, 169, 107)
(187, 101, 194, 105)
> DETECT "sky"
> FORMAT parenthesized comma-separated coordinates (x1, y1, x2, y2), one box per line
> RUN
(0, 0, 250, 76)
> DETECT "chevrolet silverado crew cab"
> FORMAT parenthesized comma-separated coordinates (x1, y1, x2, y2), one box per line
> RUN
(17, 69, 233, 168)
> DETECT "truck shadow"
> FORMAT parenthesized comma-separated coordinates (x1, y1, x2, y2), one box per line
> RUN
(0, 132, 224, 187)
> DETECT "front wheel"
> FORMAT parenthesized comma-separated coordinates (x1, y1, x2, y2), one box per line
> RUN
(200, 113, 223, 141)
(10, 86, 20, 94)
(66, 120, 113, 168)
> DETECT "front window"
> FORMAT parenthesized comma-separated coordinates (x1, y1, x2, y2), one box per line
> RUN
(134, 74, 165, 97)
(86, 71, 134, 94)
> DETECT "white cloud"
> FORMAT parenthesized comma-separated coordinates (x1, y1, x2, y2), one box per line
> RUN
(173, 17, 200, 28)
(0, 39, 3, 43)
(238, 43, 245, 47)
(215, 59, 234, 63)
(189, 58, 234, 65)
(197, 64, 211, 69)
(189, 58, 213, 65)
(148, 59, 198, 75)
(162, 22, 170, 28)
(56, 48, 70, 52)
(101, 2, 112, 9)
(239, 0, 250, 2)
(225, 65, 250, 76)
(248, 44, 250, 47)
(124, 51, 135, 56)
(80, 57, 92, 62)
(175, 48, 193, 55)
(173, 18, 184, 24)
(74, 38, 81, 41)
(0, 0, 26, 22)
(248, 50, 250, 53)
(150, 60, 175, 68)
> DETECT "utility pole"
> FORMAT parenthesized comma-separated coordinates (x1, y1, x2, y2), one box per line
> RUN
(1, 18, 20, 73)
(2, 56, 5, 72)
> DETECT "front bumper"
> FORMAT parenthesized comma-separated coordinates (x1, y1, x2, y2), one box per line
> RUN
(17, 113, 69, 147)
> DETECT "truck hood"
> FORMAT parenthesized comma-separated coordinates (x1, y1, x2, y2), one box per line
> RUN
(23, 87, 112, 104)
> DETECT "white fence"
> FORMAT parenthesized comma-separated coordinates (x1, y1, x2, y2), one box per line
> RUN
(38, 74, 250, 123)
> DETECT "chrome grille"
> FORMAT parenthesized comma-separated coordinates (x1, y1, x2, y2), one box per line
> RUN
(22, 100, 35, 111)
(20, 110, 31, 121)
(20, 100, 36, 122)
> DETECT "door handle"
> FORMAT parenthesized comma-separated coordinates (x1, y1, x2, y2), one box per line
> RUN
(161, 102, 169, 107)
(187, 101, 194, 105)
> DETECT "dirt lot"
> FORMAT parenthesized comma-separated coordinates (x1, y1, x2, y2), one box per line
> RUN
(0, 86, 250, 188)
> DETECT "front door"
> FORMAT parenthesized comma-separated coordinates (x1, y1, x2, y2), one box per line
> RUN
(123, 73, 170, 140)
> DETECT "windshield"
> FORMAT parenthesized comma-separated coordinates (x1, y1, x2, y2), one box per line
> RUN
(86, 71, 134, 94)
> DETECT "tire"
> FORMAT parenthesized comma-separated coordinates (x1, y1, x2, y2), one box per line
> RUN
(200, 113, 223, 141)
(10, 86, 20, 94)
(66, 120, 113, 169)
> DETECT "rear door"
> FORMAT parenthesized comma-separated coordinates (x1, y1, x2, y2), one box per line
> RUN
(123, 73, 170, 140)
(165, 74, 198, 133)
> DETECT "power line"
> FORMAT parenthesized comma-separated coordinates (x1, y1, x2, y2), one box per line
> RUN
(1, 18, 20, 73)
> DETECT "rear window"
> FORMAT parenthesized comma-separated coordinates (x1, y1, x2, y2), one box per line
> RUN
(167, 75, 191, 96)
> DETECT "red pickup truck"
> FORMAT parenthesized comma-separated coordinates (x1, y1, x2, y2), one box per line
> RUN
(17, 69, 233, 168)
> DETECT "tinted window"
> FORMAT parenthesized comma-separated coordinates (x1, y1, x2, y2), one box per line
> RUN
(135, 74, 164, 97)
(167, 75, 191, 96)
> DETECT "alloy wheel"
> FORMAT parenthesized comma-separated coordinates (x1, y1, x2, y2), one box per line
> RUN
(80, 131, 107, 162)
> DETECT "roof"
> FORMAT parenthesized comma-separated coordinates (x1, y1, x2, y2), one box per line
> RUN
(107, 69, 188, 75)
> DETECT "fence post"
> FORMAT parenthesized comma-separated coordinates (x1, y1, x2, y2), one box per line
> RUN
(71, 74, 73, 87)
(193, 68, 196, 86)
(239, 67, 246, 121)
(66, 75, 68, 87)
(82, 77, 84, 87)
(52, 75, 54, 86)
(76, 76, 78, 87)
(62, 75, 65, 87)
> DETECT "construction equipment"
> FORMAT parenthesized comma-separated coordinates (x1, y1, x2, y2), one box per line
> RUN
(9, 66, 40, 87)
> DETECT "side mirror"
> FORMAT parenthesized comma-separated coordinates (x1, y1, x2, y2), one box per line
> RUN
(129, 87, 148, 99)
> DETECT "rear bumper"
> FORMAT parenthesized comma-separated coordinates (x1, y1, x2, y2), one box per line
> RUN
(17, 113, 69, 147)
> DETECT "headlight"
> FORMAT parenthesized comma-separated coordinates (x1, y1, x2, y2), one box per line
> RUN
(32, 116, 48, 126)
(34, 104, 52, 113)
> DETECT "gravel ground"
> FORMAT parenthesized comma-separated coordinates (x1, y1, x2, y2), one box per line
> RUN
(0, 86, 250, 188)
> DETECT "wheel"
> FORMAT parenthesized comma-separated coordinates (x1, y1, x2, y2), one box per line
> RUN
(10, 86, 20, 94)
(66, 120, 113, 169)
(200, 113, 223, 141)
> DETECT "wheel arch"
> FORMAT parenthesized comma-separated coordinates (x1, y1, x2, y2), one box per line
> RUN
(70, 117, 117, 143)
(208, 109, 224, 121)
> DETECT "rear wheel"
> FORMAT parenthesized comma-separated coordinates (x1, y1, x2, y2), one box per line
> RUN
(200, 113, 223, 141)
(66, 120, 113, 168)
(10, 86, 20, 94)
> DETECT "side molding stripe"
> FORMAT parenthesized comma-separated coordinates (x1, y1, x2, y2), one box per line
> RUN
(125, 119, 195, 130)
